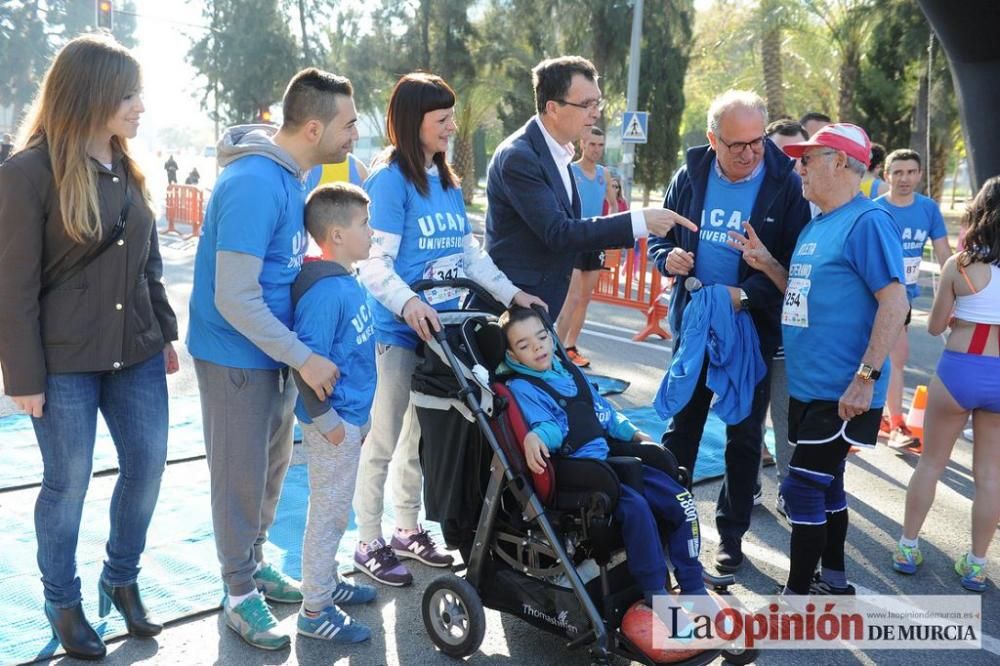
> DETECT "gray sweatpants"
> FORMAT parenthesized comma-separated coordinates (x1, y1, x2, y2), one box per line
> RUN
(300, 420, 368, 611)
(352, 344, 422, 544)
(195, 359, 297, 596)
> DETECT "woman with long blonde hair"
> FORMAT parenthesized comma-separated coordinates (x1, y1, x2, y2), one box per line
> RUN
(0, 34, 178, 658)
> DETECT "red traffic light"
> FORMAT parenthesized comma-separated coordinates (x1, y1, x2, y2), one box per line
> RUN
(96, 0, 113, 30)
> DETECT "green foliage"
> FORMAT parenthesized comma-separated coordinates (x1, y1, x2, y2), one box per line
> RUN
(633, 0, 695, 197)
(188, 0, 299, 125)
(0, 0, 140, 129)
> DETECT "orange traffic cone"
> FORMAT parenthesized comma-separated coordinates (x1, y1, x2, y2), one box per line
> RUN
(904, 385, 927, 451)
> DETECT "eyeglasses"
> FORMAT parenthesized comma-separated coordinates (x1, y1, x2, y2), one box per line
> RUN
(554, 98, 606, 112)
(799, 150, 838, 166)
(716, 135, 766, 156)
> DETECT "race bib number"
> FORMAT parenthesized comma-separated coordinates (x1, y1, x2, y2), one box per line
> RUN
(903, 256, 921, 285)
(422, 254, 466, 305)
(782, 277, 811, 328)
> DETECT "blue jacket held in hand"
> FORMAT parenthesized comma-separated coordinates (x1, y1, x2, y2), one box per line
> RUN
(655, 284, 767, 425)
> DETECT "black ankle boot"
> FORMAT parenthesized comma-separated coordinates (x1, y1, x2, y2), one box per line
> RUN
(98, 579, 163, 637)
(44, 601, 106, 660)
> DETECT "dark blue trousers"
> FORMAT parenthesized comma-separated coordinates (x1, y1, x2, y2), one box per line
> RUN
(663, 356, 771, 543)
(615, 465, 705, 595)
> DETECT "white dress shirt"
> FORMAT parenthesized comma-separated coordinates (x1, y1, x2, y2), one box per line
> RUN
(533, 116, 648, 237)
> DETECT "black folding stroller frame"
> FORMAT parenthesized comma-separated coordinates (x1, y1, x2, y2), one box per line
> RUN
(411, 279, 757, 666)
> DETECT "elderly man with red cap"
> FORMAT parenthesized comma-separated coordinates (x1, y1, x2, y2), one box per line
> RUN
(728, 123, 909, 596)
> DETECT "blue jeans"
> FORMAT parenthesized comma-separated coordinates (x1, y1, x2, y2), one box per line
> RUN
(32, 352, 168, 607)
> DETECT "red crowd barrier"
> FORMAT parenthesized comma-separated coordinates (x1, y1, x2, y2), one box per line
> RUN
(164, 184, 204, 239)
(592, 238, 672, 342)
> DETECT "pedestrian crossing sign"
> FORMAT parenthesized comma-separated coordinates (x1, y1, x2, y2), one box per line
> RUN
(622, 111, 649, 144)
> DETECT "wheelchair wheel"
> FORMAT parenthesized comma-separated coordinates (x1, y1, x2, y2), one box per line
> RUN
(422, 574, 486, 658)
(722, 647, 759, 664)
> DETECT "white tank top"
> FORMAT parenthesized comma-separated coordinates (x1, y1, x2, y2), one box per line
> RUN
(954, 263, 1000, 325)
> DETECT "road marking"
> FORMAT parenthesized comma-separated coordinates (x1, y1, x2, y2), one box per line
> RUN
(583, 319, 646, 335)
(578, 328, 672, 353)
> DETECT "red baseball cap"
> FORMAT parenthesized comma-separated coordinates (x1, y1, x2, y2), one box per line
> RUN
(781, 123, 872, 165)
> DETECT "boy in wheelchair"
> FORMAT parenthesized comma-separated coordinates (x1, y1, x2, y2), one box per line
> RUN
(499, 306, 707, 604)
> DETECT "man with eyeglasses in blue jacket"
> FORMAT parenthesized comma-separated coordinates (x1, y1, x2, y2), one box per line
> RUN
(648, 90, 810, 573)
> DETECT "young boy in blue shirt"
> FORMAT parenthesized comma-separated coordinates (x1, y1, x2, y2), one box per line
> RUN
(292, 183, 378, 643)
(500, 307, 707, 604)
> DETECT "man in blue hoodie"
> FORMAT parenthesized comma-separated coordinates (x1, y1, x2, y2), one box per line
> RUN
(188, 68, 359, 650)
(649, 90, 810, 573)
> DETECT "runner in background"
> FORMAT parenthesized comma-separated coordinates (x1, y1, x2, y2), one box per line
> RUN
(557, 127, 615, 368)
(874, 149, 951, 447)
(860, 143, 889, 198)
(318, 152, 369, 187)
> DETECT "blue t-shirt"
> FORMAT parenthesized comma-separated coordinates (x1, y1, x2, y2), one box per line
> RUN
(365, 161, 469, 349)
(188, 155, 319, 369)
(570, 163, 608, 218)
(293, 272, 377, 428)
(782, 195, 905, 406)
(873, 193, 948, 301)
(695, 161, 765, 286)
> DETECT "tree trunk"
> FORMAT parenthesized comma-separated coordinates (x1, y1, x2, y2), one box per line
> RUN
(909, 72, 929, 194)
(298, 0, 311, 63)
(837, 51, 860, 123)
(761, 22, 785, 120)
(928, 136, 948, 201)
(453, 133, 476, 205)
(419, 0, 431, 71)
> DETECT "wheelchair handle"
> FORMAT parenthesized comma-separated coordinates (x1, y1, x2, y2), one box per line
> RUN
(409, 278, 508, 315)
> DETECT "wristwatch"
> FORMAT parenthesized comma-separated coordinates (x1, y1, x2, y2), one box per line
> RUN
(856, 363, 881, 382)
(738, 289, 750, 310)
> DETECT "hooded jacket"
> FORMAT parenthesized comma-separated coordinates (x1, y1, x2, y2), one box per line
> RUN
(654, 284, 767, 425)
(187, 124, 320, 371)
(504, 354, 639, 460)
(648, 140, 810, 358)
(290, 259, 376, 432)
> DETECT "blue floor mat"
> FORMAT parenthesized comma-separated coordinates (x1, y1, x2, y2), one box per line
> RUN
(0, 395, 207, 491)
(583, 372, 631, 396)
(0, 461, 427, 665)
(621, 406, 775, 484)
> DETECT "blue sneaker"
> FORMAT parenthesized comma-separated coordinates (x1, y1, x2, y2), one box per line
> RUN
(955, 554, 988, 592)
(297, 605, 371, 643)
(331, 579, 377, 606)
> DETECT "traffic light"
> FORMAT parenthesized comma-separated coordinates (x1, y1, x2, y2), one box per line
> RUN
(96, 0, 113, 31)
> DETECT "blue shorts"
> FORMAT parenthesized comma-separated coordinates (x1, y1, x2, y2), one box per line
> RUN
(937, 350, 1000, 412)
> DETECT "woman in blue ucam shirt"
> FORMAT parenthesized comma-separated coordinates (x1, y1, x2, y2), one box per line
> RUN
(354, 73, 544, 586)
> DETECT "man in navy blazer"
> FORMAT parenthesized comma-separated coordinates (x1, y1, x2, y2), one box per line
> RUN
(485, 56, 695, 318)
(649, 90, 811, 574)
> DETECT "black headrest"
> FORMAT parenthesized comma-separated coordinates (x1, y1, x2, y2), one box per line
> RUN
(462, 318, 506, 375)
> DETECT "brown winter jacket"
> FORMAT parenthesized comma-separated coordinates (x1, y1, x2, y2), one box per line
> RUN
(0, 142, 178, 396)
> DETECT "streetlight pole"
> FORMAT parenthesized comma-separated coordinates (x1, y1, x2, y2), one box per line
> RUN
(621, 0, 643, 203)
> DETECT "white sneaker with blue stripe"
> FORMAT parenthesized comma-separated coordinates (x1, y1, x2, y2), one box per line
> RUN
(297, 605, 371, 643)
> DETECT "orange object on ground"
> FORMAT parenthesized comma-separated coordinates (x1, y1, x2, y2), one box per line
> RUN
(164, 184, 204, 239)
(905, 385, 928, 442)
(592, 238, 672, 342)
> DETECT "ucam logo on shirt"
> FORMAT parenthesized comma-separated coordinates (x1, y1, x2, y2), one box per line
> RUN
(416, 212, 466, 250)
(699, 208, 746, 244)
(350, 303, 375, 346)
(287, 229, 308, 270)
